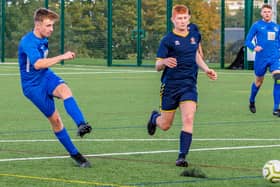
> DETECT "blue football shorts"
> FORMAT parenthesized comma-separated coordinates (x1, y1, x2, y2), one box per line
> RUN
(160, 83, 198, 111)
(24, 73, 65, 117)
(254, 57, 280, 77)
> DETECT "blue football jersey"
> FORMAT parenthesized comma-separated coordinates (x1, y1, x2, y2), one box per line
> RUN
(18, 32, 53, 93)
(245, 20, 280, 60)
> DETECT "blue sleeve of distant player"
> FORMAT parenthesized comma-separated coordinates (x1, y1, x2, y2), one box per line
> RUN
(278, 25, 280, 49)
(245, 23, 258, 50)
(22, 42, 42, 65)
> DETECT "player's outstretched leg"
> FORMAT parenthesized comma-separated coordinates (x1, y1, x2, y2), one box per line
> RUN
(55, 128, 91, 167)
(71, 152, 91, 168)
(249, 102, 256, 113)
(147, 110, 160, 135)
(77, 122, 92, 137)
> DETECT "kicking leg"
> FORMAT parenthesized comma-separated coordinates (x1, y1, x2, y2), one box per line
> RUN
(48, 110, 91, 167)
(53, 83, 92, 137)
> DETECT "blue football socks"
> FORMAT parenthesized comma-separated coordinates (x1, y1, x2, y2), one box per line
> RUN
(64, 97, 86, 127)
(55, 128, 78, 156)
(273, 82, 280, 111)
(249, 83, 260, 103)
(178, 131, 192, 159)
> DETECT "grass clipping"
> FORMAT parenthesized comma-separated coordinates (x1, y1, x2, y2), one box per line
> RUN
(180, 167, 207, 178)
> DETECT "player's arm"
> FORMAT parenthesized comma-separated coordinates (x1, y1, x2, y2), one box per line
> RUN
(245, 23, 262, 51)
(34, 51, 75, 70)
(155, 57, 177, 71)
(198, 43, 204, 59)
(195, 51, 217, 80)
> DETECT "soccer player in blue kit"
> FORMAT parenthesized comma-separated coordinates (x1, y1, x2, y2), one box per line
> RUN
(147, 5, 217, 167)
(245, 4, 280, 116)
(18, 8, 92, 167)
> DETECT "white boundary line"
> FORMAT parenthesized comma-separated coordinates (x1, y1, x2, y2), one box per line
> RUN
(0, 70, 156, 76)
(1, 144, 280, 162)
(0, 64, 254, 76)
(1, 138, 280, 143)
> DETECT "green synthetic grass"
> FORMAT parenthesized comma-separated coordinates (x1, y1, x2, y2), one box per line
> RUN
(0, 62, 280, 187)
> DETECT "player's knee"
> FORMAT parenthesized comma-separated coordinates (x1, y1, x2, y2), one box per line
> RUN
(273, 73, 280, 84)
(182, 115, 194, 126)
(255, 79, 264, 87)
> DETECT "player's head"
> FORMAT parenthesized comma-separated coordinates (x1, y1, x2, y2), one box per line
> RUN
(33, 8, 59, 38)
(261, 4, 272, 22)
(171, 5, 190, 32)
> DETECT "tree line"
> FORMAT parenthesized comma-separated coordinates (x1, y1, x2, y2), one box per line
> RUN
(4, 0, 220, 62)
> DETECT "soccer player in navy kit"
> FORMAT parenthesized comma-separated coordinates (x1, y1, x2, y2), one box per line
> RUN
(245, 4, 280, 116)
(18, 8, 92, 167)
(147, 5, 217, 167)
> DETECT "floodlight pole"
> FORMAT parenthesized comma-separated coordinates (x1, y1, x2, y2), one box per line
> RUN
(220, 0, 225, 69)
(136, 0, 142, 66)
(0, 0, 5, 62)
(166, 0, 172, 33)
(60, 0, 65, 65)
(244, 0, 254, 70)
(107, 0, 112, 66)
(45, 0, 48, 8)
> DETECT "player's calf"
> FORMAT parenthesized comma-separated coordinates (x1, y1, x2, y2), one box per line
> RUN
(273, 73, 280, 117)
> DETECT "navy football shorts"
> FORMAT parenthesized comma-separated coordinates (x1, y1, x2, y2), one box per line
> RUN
(160, 83, 198, 111)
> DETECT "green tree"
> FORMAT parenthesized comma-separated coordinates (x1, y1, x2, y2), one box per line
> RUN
(5, 0, 44, 57)
(111, 0, 136, 59)
(142, 0, 166, 60)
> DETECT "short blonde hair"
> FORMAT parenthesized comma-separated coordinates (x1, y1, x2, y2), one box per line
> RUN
(34, 8, 59, 22)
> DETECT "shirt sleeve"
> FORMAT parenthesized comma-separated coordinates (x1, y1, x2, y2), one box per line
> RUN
(22, 42, 42, 66)
(156, 36, 170, 59)
(245, 23, 258, 50)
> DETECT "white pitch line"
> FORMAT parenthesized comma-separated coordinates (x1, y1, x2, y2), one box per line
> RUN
(0, 70, 156, 76)
(0, 144, 280, 162)
(1, 138, 280, 143)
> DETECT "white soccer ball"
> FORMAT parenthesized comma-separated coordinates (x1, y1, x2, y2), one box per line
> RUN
(263, 160, 280, 183)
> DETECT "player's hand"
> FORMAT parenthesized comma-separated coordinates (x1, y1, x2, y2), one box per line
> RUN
(162, 57, 177, 68)
(254, 46, 263, 52)
(206, 69, 217, 80)
(62, 51, 76, 60)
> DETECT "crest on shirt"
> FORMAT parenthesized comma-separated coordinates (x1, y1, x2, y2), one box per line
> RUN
(175, 40, 180, 46)
(274, 26, 279, 32)
(190, 37, 196, 44)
